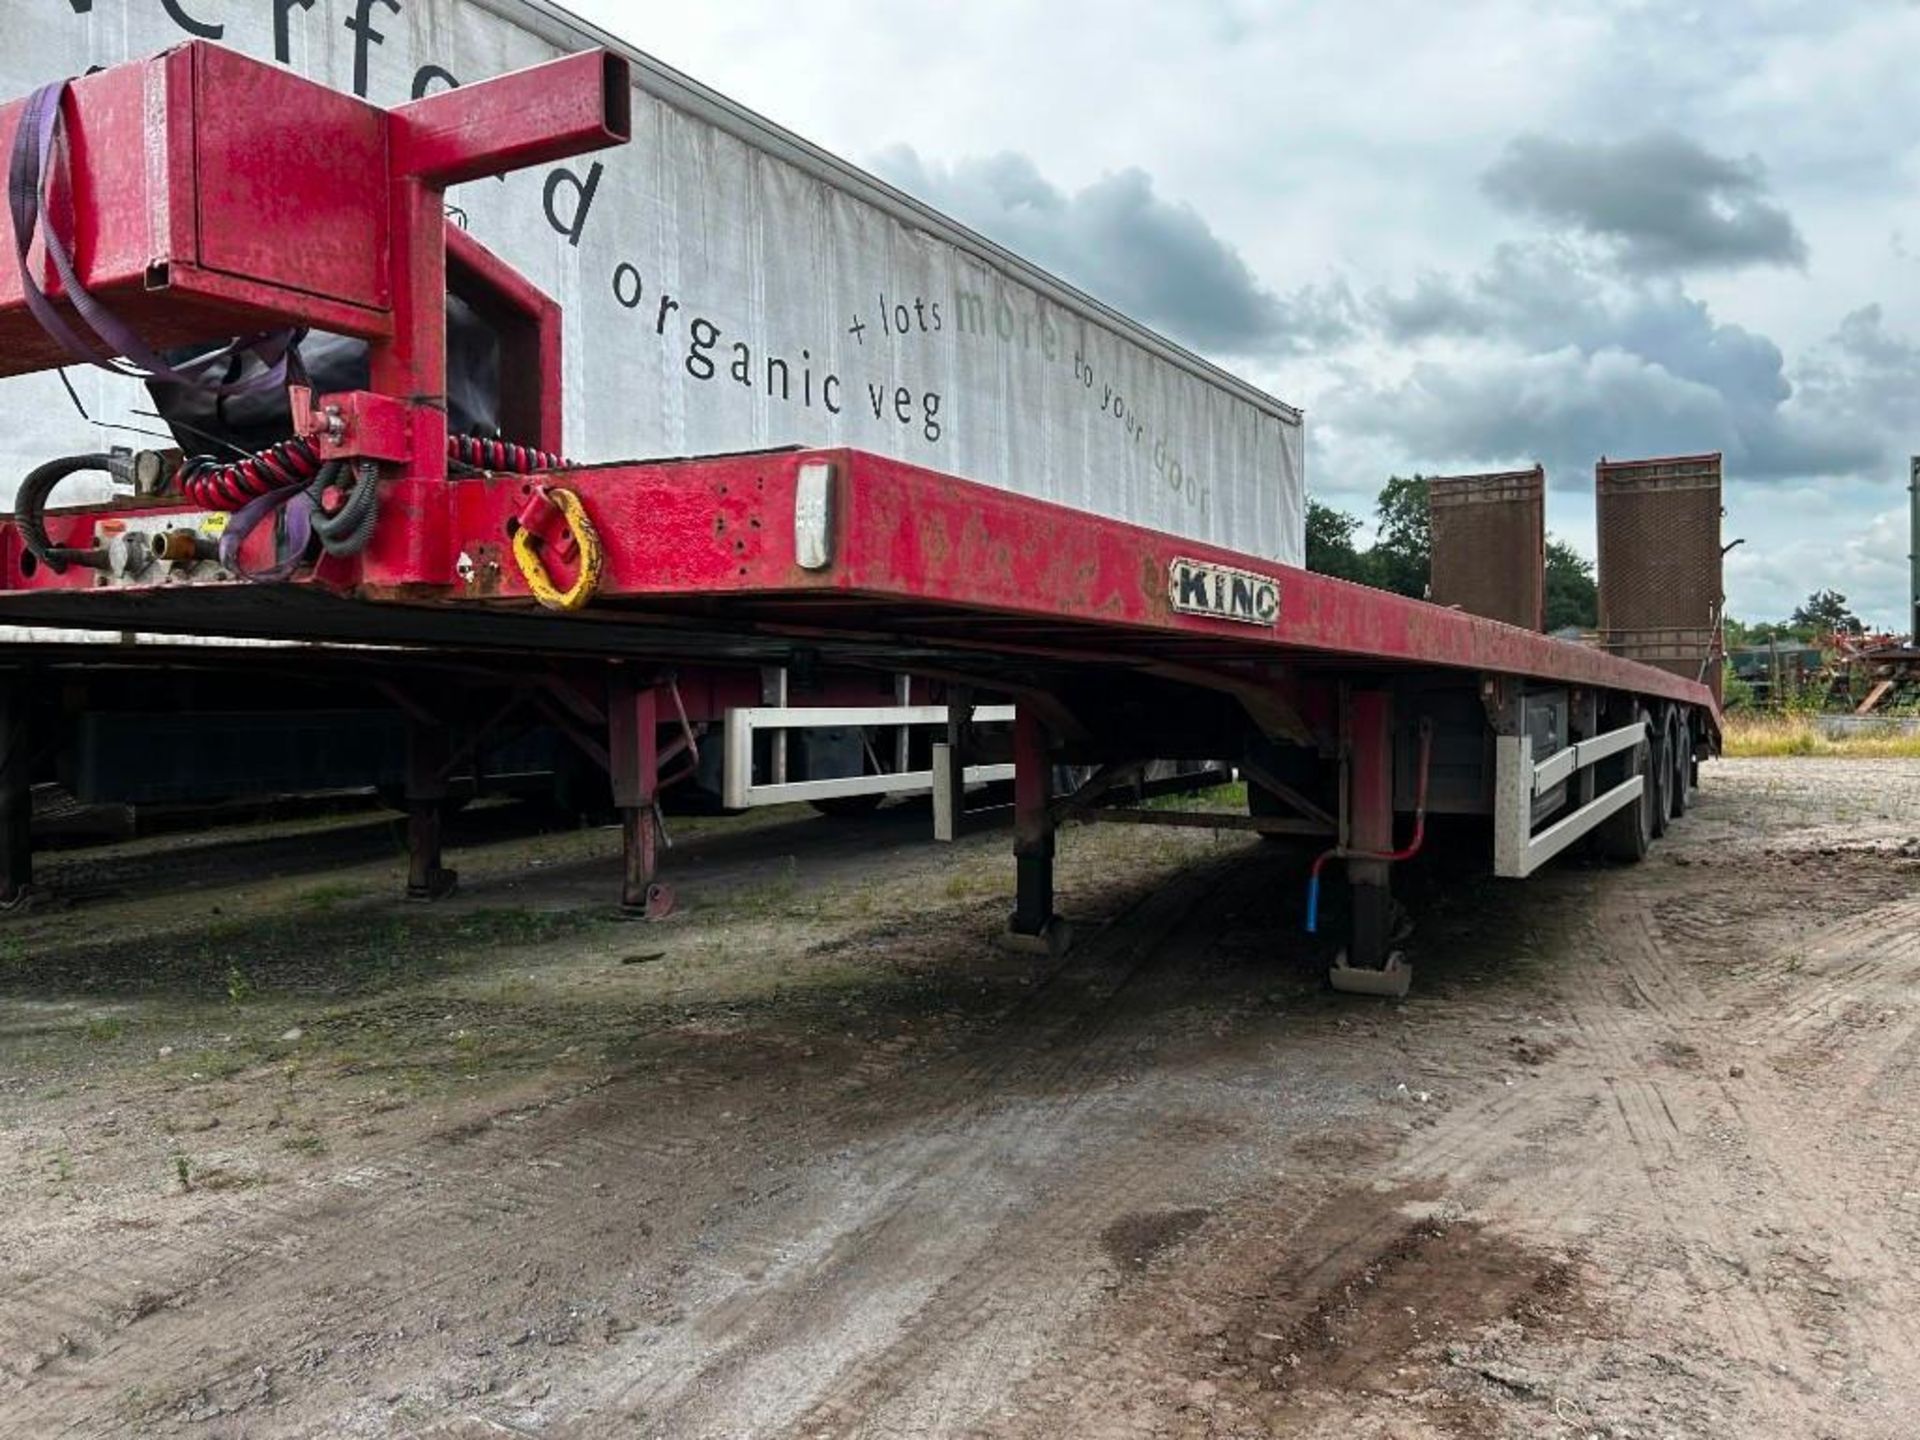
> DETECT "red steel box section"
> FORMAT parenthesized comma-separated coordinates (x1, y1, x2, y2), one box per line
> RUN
(188, 45, 391, 314)
(0, 45, 393, 376)
(1, 42, 628, 384)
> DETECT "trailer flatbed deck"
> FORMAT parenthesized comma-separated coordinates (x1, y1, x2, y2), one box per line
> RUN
(5, 446, 1719, 713)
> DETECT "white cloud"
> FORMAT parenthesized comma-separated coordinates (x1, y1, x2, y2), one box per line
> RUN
(565, 0, 1919, 628)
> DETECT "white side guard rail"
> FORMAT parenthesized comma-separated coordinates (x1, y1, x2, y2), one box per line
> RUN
(722, 704, 1014, 809)
(1493, 722, 1645, 878)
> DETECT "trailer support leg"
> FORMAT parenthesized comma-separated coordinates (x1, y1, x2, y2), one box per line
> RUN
(1005, 704, 1070, 956)
(1330, 689, 1409, 996)
(405, 715, 458, 900)
(610, 669, 672, 920)
(0, 677, 33, 910)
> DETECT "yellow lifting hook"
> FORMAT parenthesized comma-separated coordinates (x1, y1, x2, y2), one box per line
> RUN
(511, 485, 604, 612)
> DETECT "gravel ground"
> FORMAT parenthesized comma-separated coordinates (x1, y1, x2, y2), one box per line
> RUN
(0, 757, 1916, 1438)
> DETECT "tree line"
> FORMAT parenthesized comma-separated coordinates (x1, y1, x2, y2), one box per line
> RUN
(1305, 475, 1599, 631)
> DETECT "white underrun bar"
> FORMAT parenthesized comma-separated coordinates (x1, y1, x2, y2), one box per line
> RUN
(721, 704, 1014, 809)
(1493, 722, 1646, 878)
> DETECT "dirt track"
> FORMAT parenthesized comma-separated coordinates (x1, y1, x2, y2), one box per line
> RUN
(1, 758, 1917, 1438)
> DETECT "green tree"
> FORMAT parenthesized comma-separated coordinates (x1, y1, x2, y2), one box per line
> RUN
(1789, 588, 1863, 637)
(1305, 499, 1371, 582)
(1368, 474, 1430, 599)
(1542, 539, 1597, 631)
(1738, 618, 1815, 645)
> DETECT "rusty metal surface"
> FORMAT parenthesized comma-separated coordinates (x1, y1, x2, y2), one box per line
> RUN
(1596, 454, 1723, 633)
(1596, 627, 1721, 687)
(0, 447, 1722, 725)
(1597, 454, 1723, 698)
(1428, 467, 1544, 630)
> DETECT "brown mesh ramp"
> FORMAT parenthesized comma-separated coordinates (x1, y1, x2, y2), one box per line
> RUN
(1428, 467, 1545, 630)
(1596, 453, 1724, 697)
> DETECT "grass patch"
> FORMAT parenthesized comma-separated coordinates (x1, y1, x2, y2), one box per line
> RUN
(297, 882, 370, 912)
(84, 1015, 125, 1043)
(1135, 779, 1246, 811)
(1, 904, 605, 1002)
(725, 857, 816, 919)
(1722, 713, 1920, 759)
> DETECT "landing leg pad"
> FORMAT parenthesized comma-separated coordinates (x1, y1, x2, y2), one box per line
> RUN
(1000, 915, 1073, 958)
(406, 867, 459, 902)
(619, 881, 676, 922)
(1328, 949, 1412, 998)
(0, 884, 53, 914)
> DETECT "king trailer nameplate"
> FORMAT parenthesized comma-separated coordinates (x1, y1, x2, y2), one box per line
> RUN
(1167, 558, 1280, 626)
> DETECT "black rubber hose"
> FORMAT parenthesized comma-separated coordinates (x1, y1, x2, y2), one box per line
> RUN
(308, 459, 382, 558)
(15, 453, 113, 575)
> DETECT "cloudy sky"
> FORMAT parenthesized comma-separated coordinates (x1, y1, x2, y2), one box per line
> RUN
(572, 0, 1917, 629)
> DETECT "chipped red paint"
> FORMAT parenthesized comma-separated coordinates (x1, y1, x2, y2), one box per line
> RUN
(0, 445, 1718, 725)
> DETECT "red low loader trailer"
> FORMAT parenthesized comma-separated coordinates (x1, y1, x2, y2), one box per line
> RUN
(0, 44, 1716, 994)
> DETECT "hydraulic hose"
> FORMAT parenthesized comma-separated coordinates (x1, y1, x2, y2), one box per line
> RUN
(1305, 718, 1433, 934)
(308, 460, 382, 558)
(14, 452, 114, 574)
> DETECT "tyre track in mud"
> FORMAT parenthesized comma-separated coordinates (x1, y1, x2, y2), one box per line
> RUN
(1554, 898, 1816, 1382)
(1527, 844, 1920, 1423)
(571, 855, 1277, 1435)
(967, 768, 1920, 1439)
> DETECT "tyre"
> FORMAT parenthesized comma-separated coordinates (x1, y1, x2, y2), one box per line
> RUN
(1595, 711, 1653, 863)
(1648, 708, 1673, 840)
(809, 793, 884, 819)
(1669, 712, 1690, 820)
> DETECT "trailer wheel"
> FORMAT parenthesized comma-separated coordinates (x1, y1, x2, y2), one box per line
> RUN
(1595, 711, 1653, 863)
(1648, 708, 1673, 840)
(1668, 712, 1690, 821)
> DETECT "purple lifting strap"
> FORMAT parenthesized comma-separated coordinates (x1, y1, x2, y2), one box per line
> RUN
(217, 481, 315, 583)
(8, 77, 297, 394)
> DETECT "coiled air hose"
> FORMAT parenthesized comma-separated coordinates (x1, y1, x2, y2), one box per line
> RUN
(175, 433, 572, 511)
(176, 437, 326, 511)
(446, 435, 570, 474)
